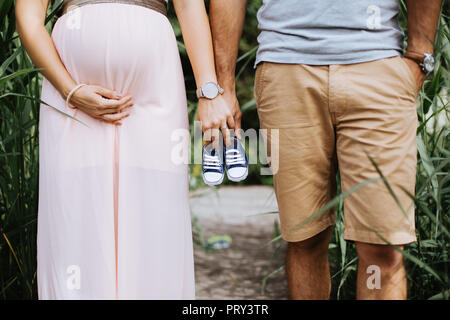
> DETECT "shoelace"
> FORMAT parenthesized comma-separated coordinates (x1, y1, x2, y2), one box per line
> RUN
(225, 149, 245, 166)
(203, 153, 222, 170)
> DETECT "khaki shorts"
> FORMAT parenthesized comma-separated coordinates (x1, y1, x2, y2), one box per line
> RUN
(254, 56, 417, 245)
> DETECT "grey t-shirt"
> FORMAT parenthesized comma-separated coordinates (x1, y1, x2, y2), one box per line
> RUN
(255, 0, 404, 66)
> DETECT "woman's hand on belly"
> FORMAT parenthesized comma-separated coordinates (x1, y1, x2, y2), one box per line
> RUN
(69, 85, 134, 125)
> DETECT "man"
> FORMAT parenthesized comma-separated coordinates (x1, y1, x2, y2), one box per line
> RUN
(207, 0, 441, 299)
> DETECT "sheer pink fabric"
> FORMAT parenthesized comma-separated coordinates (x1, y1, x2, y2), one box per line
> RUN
(37, 3, 195, 299)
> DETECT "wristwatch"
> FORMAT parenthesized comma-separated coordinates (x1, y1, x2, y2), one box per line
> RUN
(403, 51, 435, 74)
(196, 82, 224, 100)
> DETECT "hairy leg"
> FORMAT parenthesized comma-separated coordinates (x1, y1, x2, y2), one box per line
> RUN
(286, 226, 332, 300)
(356, 242, 407, 300)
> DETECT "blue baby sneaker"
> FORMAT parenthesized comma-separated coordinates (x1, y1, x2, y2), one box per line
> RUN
(202, 143, 225, 186)
(224, 136, 248, 182)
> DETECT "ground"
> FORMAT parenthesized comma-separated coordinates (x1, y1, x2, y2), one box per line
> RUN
(190, 186, 288, 300)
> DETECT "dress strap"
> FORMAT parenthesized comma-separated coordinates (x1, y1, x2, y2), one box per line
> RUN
(63, 0, 167, 17)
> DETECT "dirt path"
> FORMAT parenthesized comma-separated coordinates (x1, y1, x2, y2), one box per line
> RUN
(190, 186, 288, 300)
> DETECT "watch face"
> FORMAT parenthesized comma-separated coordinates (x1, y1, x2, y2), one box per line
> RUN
(202, 82, 219, 99)
(423, 54, 435, 73)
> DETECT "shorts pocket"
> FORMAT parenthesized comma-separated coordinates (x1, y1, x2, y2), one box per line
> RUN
(395, 56, 419, 97)
(254, 62, 267, 103)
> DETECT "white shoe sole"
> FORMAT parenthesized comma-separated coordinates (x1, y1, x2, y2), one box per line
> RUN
(226, 167, 249, 182)
(202, 172, 224, 186)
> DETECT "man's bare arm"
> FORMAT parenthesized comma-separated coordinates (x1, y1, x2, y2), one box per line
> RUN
(403, 0, 442, 92)
(210, 0, 247, 91)
(209, 0, 247, 137)
(405, 0, 441, 54)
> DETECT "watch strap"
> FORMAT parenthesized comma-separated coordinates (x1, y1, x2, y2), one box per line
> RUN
(196, 87, 204, 99)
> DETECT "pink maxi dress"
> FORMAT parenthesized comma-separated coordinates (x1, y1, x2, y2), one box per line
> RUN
(37, 2, 195, 299)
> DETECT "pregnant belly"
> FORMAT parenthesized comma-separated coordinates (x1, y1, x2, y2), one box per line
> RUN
(52, 3, 175, 95)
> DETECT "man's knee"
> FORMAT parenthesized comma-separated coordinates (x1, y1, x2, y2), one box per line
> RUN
(288, 227, 332, 255)
(356, 242, 404, 270)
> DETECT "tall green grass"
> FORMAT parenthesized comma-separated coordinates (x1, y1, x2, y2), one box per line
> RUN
(0, 0, 448, 299)
(0, 0, 63, 299)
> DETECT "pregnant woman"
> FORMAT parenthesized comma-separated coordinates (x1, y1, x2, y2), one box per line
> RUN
(16, 0, 230, 299)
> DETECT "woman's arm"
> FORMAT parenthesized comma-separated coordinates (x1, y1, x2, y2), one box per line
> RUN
(173, 0, 235, 147)
(16, 0, 75, 99)
(15, 0, 133, 124)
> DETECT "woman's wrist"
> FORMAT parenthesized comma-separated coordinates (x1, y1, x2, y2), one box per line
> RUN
(58, 80, 78, 100)
(196, 75, 218, 88)
(65, 84, 87, 109)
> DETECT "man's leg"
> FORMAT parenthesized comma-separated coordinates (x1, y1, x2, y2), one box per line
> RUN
(356, 243, 406, 300)
(254, 62, 337, 300)
(334, 57, 418, 300)
(286, 226, 333, 300)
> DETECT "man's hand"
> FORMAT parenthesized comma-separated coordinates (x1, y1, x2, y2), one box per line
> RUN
(402, 57, 426, 95)
(221, 90, 242, 139)
(197, 95, 235, 149)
